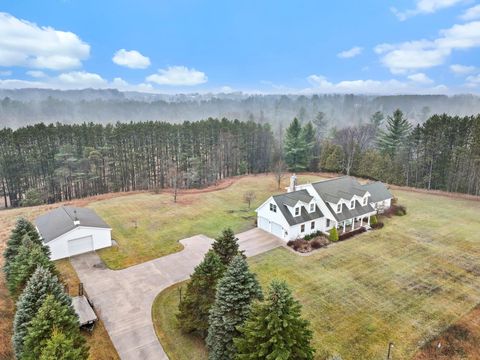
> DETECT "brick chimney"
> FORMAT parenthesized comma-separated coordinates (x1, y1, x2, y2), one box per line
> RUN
(288, 174, 297, 193)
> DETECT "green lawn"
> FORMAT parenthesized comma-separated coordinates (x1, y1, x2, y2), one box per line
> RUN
(89, 174, 325, 269)
(152, 189, 480, 360)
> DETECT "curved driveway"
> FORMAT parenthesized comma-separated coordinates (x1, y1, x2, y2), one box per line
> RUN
(71, 229, 283, 360)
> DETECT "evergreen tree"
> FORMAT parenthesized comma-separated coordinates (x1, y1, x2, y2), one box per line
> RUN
(377, 109, 412, 157)
(234, 280, 315, 360)
(13, 266, 71, 359)
(212, 228, 240, 266)
(3, 218, 41, 270)
(22, 295, 88, 360)
(206, 255, 263, 360)
(177, 250, 225, 337)
(6, 235, 54, 297)
(302, 122, 317, 171)
(40, 328, 87, 360)
(284, 118, 308, 172)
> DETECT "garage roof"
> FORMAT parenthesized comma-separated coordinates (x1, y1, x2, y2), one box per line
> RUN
(36, 206, 110, 243)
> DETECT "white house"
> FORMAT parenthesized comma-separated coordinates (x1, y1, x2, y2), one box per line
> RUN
(256, 175, 393, 241)
(35, 206, 112, 260)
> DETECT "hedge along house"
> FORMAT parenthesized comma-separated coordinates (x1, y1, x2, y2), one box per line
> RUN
(35, 206, 112, 260)
(256, 175, 393, 241)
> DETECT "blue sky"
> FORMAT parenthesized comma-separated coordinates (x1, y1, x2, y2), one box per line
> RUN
(1, 0, 480, 94)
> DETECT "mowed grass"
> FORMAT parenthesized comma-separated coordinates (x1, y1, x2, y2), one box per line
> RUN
(90, 174, 325, 269)
(152, 189, 480, 360)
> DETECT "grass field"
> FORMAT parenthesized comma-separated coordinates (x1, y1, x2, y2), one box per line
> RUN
(90, 174, 324, 269)
(152, 188, 480, 360)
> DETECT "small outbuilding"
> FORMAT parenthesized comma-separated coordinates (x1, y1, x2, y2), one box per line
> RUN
(36, 206, 112, 260)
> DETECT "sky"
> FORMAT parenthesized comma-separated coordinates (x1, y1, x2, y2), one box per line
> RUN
(1, 0, 480, 94)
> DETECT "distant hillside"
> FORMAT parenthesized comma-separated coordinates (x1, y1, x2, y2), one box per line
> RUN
(1, 88, 480, 129)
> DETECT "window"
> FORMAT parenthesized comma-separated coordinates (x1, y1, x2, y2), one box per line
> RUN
(363, 197, 367, 205)
(337, 204, 341, 212)
(326, 219, 330, 227)
(309, 203, 315, 212)
(270, 203, 277, 212)
(301, 224, 305, 232)
(311, 221, 315, 230)
(350, 200, 355, 209)
(295, 207, 300, 216)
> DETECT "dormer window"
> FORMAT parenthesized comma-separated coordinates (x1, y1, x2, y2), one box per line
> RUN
(309, 203, 315, 212)
(336, 204, 341, 212)
(295, 207, 300, 216)
(350, 200, 355, 209)
(363, 197, 367, 205)
(270, 203, 277, 212)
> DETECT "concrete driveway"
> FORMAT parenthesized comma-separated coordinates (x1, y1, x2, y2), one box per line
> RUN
(71, 229, 283, 360)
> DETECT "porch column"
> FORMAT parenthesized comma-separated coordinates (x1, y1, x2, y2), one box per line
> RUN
(360, 217, 363, 227)
(351, 219, 355, 231)
(368, 216, 371, 226)
(343, 222, 346, 233)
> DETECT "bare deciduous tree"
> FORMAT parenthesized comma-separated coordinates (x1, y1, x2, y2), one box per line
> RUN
(273, 159, 286, 190)
(243, 191, 256, 209)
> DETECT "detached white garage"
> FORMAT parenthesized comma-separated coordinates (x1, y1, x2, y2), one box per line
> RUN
(36, 206, 112, 261)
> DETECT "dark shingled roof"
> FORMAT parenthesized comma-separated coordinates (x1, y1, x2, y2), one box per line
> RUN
(272, 190, 323, 226)
(362, 182, 393, 203)
(36, 206, 110, 243)
(312, 176, 367, 204)
(326, 201, 376, 222)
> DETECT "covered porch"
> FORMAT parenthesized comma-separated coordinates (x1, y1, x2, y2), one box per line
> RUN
(336, 214, 373, 234)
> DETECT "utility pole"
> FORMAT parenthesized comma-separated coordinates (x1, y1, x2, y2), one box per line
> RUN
(386, 342, 394, 360)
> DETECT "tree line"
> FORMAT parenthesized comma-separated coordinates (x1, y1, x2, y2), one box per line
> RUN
(283, 111, 480, 196)
(3, 218, 88, 359)
(0, 118, 274, 207)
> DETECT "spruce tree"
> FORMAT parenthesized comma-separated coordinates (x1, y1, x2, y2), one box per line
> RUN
(302, 122, 316, 171)
(13, 266, 71, 359)
(377, 109, 412, 157)
(234, 280, 315, 360)
(212, 228, 240, 266)
(206, 255, 263, 360)
(22, 295, 88, 360)
(177, 250, 225, 337)
(6, 235, 54, 297)
(284, 118, 308, 172)
(40, 328, 87, 360)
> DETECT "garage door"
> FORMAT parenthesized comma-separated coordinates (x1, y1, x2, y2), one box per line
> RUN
(68, 236, 94, 257)
(270, 222, 284, 239)
(258, 217, 270, 231)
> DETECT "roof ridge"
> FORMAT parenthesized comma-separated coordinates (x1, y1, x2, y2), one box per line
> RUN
(311, 175, 349, 185)
(61, 206, 75, 222)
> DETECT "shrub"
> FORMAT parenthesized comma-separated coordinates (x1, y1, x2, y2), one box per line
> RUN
(371, 222, 384, 229)
(311, 237, 329, 249)
(395, 205, 407, 216)
(370, 215, 378, 225)
(338, 227, 366, 241)
(328, 228, 339, 242)
(303, 231, 323, 241)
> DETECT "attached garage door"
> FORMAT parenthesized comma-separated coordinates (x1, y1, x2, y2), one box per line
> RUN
(270, 222, 283, 239)
(68, 236, 94, 257)
(258, 217, 270, 232)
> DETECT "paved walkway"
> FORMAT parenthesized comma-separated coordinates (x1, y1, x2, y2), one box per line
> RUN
(71, 229, 283, 360)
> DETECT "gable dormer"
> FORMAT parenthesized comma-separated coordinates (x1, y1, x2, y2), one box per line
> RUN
(349, 199, 355, 209)
(308, 201, 315, 213)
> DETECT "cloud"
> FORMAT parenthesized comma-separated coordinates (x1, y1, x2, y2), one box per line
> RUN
(26, 70, 47, 78)
(466, 74, 480, 87)
(112, 49, 151, 69)
(407, 72, 434, 83)
(337, 46, 363, 59)
(0, 12, 90, 70)
(450, 64, 476, 74)
(392, 0, 465, 21)
(376, 21, 480, 73)
(460, 4, 480, 20)
(0, 70, 12, 76)
(146, 66, 207, 86)
(57, 71, 108, 87)
(305, 74, 446, 94)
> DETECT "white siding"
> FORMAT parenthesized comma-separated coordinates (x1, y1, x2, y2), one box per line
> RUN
(46, 226, 112, 261)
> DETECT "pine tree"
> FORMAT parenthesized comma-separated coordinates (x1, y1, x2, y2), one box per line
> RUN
(212, 228, 240, 266)
(13, 266, 71, 359)
(177, 250, 225, 337)
(302, 122, 316, 171)
(234, 280, 315, 360)
(6, 235, 54, 297)
(40, 328, 87, 360)
(206, 255, 263, 360)
(22, 295, 88, 360)
(284, 118, 308, 172)
(377, 109, 412, 157)
(3, 218, 42, 271)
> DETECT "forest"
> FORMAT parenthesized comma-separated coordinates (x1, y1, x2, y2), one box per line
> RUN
(0, 110, 479, 208)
